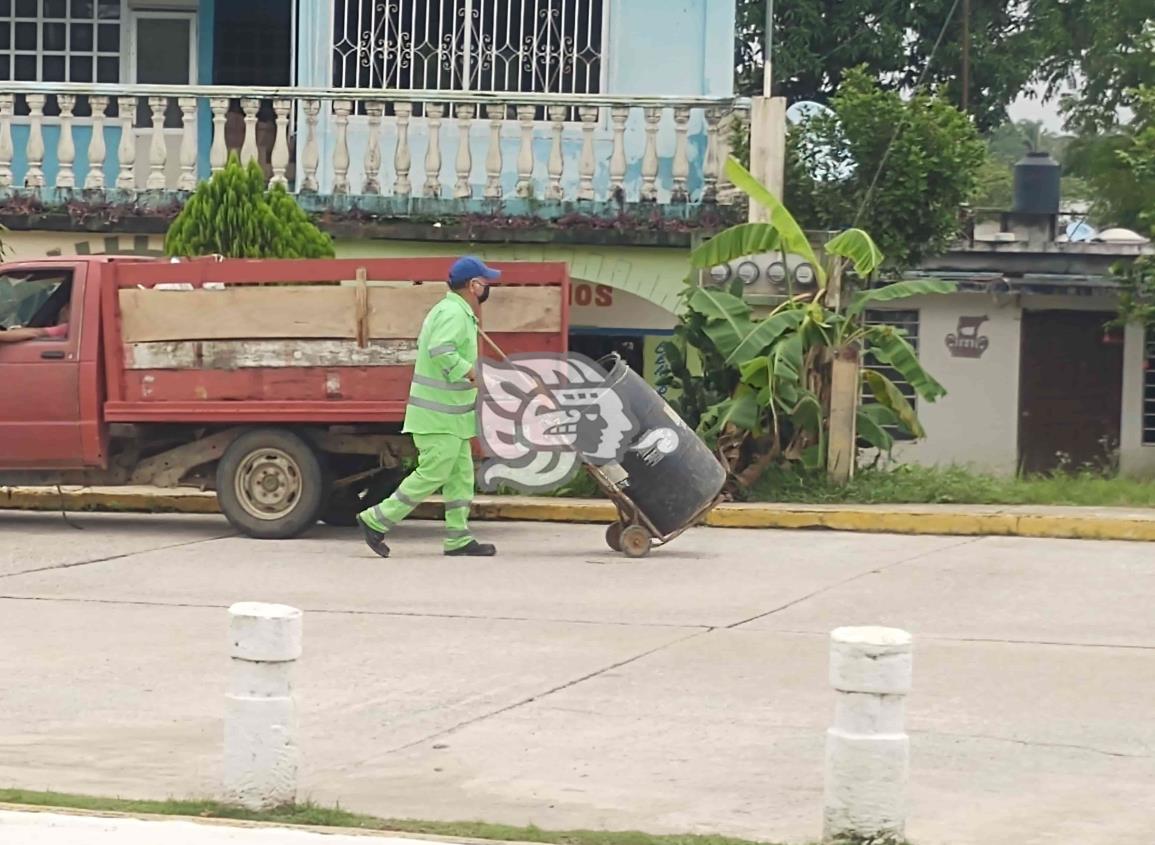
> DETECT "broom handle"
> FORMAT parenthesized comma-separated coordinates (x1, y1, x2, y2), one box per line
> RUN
(478, 328, 509, 362)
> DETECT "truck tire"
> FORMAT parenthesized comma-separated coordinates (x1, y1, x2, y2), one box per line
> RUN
(321, 470, 403, 528)
(216, 428, 328, 540)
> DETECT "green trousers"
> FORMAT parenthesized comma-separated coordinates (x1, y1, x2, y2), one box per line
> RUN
(359, 433, 475, 551)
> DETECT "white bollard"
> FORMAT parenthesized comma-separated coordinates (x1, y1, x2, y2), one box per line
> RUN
(224, 602, 303, 810)
(823, 626, 912, 843)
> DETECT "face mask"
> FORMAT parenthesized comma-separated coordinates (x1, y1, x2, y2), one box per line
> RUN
(476, 282, 491, 304)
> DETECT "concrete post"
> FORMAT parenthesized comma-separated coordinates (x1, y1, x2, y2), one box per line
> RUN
(747, 95, 788, 220)
(224, 602, 303, 810)
(823, 626, 912, 843)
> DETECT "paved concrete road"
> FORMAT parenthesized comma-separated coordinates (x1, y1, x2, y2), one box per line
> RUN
(1, 511, 1153, 845)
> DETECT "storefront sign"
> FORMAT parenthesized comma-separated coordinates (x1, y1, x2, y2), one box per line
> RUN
(567, 283, 676, 332)
(946, 315, 990, 359)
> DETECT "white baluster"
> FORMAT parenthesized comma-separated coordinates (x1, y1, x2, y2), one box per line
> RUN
(363, 101, 383, 194)
(609, 106, 628, 200)
(578, 106, 598, 201)
(116, 97, 137, 190)
(209, 98, 229, 173)
(717, 109, 739, 205)
(270, 99, 291, 188)
(702, 107, 720, 202)
(547, 105, 566, 200)
(240, 98, 260, 165)
(641, 107, 661, 202)
(515, 105, 536, 198)
(454, 104, 475, 199)
(146, 97, 167, 190)
(671, 107, 691, 203)
(424, 103, 444, 197)
(55, 94, 77, 189)
(393, 102, 412, 197)
(85, 96, 108, 190)
(24, 94, 46, 188)
(300, 100, 321, 192)
(485, 104, 504, 199)
(0, 94, 14, 188)
(332, 99, 352, 195)
(177, 97, 198, 190)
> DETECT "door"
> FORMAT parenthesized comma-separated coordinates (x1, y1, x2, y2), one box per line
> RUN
(1018, 310, 1123, 474)
(128, 10, 197, 189)
(0, 266, 86, 469)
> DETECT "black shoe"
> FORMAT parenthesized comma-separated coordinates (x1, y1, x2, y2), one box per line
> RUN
(356, 514, 391, 558)
(445, 540, 496, 557)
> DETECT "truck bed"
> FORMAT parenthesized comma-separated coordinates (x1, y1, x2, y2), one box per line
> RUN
(100, 258, 569, 424)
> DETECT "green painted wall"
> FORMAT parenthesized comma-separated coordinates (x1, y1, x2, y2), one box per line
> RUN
(334, 240, 690, 314)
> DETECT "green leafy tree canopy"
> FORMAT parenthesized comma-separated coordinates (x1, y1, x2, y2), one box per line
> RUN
(736, 0, 1055, 131)
(165, 157, 335, 259)
(785, 68, 985, 268)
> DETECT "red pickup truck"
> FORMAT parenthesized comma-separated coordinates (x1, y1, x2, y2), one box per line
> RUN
(0, 256, 569, 538)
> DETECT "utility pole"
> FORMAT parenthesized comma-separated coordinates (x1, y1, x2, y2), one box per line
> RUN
(961, 0, 971, 114)
(763, 0, 774, 97)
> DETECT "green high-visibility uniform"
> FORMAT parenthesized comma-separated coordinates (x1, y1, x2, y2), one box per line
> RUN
(359, 290, 479, 551)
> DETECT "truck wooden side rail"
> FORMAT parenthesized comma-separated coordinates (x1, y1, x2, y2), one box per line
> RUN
(0, 256, 570, 538)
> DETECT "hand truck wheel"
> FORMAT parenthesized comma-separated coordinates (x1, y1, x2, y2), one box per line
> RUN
(620, 525, 653, 559)
(605, 522, 624, 552)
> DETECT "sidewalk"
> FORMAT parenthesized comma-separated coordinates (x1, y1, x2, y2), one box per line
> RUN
(3, 484, 1155, 541)
(0, 808, 469, 845)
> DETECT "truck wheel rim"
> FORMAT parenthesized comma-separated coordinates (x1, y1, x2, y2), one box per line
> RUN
(235, 448, 302, 521)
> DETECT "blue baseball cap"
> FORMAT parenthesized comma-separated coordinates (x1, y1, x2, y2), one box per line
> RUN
(448, 256, 502, 288)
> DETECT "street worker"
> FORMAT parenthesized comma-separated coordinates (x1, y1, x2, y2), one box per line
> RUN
(356, 256, 499, 559)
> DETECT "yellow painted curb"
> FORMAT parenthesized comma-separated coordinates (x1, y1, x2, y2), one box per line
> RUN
(3, 487, 1154, 541)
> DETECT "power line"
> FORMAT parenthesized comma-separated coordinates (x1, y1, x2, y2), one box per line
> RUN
(852, 0, 965, 229)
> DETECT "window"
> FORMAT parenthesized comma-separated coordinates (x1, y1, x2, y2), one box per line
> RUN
(0, 0, 122, 117)
(214, 0, 292, 87)
(0, 270, 73, 336)
(332, 0, 604, 96)
(1144, 330, 1155, 446)
(863, 309, 920, 442)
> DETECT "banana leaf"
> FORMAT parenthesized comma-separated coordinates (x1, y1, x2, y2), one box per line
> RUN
(825, 228, 885, 277)
(856, 405, 895, 453)
(847, 278, 957, 318)
(690, 223, 782, 268)
(723, 157, 824, 285)
(866, 326, 948, 402)
(863, 369, 925, 438)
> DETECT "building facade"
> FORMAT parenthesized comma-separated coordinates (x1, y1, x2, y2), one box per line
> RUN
(1, 0, 743, 376)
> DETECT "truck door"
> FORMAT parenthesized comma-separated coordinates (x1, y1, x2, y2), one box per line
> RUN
(0, 265, 86, 469)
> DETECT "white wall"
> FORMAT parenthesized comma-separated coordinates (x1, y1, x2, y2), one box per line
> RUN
(1120, 323, 1155, 478)
(873, 292, 1155, 477)
(886, 293, 1022, 474)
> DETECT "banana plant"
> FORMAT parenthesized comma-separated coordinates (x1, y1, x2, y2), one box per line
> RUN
(659, 157, 955, 491)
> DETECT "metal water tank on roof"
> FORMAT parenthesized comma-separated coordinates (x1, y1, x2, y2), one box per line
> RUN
(1012, 151, 1061, 215)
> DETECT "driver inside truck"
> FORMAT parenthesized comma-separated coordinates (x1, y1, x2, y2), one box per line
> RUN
(0, 273, 72, 344)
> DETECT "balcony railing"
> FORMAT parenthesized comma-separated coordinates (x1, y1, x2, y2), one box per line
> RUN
(0, 83, 749, 213)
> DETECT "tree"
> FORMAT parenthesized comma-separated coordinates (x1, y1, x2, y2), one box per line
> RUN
(165, 157, 335, 259)
(972, 119, 1093, 210)
(784, 69, 986, 269)
(1038, 8, 1154, 132)
(1065, 86, 1155, 231)
(658, 157, 954, 493)
(735, 0, 1055, 131)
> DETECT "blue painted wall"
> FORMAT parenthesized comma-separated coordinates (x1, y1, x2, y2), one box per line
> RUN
(300, 0, 736, 200)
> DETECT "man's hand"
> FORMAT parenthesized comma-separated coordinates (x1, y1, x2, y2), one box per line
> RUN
(466, 368, 476, 384)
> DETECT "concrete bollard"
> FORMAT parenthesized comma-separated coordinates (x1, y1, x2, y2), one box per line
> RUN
(224, 602, 303, 810)
(823, 626, 912, 843)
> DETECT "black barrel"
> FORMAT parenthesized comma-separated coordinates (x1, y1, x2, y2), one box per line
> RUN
(598, 353, 726, 538)
(1012, 151, 1061, 215)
